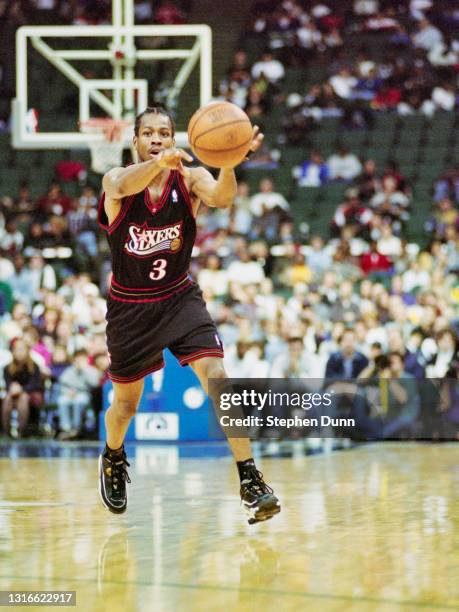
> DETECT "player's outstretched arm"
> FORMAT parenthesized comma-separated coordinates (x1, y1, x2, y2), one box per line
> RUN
(190, 167, 237, 209)
(102, 148, 193, 199)
(190, 126, 264, 209)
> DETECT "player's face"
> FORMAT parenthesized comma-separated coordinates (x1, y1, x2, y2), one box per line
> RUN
(134, 113, 174, 162)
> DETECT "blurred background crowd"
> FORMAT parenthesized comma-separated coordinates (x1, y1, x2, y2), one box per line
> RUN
(0, 0, 458, 440)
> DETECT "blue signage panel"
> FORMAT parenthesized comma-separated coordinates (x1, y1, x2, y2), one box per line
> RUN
(100, 350, 225, 442)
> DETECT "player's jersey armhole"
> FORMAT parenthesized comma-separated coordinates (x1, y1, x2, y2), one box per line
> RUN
(176, 172, 196, 219)
(97, 192, 135, 234)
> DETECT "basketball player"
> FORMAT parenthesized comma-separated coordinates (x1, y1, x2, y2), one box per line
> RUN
(98, 105, 280, 524)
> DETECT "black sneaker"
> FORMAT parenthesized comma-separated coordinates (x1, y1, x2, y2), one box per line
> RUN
(240, 467, 281, 525)
(98, 447, 131, 514)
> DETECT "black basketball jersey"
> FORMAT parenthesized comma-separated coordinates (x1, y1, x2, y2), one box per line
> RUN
(98, 170, 196, 302)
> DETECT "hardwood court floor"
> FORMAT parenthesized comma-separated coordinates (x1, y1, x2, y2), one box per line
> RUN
(0, 442, 458, 612)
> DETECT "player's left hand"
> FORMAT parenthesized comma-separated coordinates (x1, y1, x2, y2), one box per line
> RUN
(248, 125, 264, 154)
(237, 126, 264, 165)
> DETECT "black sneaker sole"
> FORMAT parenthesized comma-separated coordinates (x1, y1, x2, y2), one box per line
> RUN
(243, 494, 281, 525)
(248, 503, 281, 525)
(98, 455, 127, 515)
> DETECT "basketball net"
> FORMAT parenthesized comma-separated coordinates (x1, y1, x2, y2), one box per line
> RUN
(80, 118, 133, 174)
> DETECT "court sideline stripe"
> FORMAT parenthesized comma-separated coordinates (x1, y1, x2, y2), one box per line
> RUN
(0, 575, 456, 609)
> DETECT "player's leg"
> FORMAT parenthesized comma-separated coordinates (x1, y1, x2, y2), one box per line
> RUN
(99, 379, 143, 514)
(105, 379, 144, 449)
(189, 356, 252, 460)
(189, 356, 281, 524)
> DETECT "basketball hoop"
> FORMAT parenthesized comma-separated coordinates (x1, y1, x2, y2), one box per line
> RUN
(80, 118, 133, 174)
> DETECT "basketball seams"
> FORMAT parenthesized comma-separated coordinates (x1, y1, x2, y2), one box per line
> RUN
(188, 101, 252, 167)
(193, 135, 253, 154)
(187, 101, 231, 144)
(192, 119, 252, 148)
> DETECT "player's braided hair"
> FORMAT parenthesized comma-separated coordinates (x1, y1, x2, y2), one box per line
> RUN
(134, 105, 176, 136)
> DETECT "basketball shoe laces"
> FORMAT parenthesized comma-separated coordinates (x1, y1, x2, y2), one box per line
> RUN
(241, 468, 273, 497)
(106, 454, 131, 496)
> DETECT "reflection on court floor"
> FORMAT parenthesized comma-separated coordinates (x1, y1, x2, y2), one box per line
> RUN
(0, 442, 458, 611)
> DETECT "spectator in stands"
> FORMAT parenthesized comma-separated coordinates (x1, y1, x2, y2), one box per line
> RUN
(6, 253, 55, 310)
(373, 83, 403, 110)
(433, 166, 459, 205)
(355, 159, 379, 200)
(306, 235, 332, 278)
(402, 258, 430, 293)
(330, 280, 360, 324)
(57, 348, 100, 440)
(13, 183, 36, 217)
(251, 51, 285, 84)
(354, 0, 379, 17)
(134, 0, 154, 24)
(428, 34, 459, 69)
(426, 198, 458, 239)
(329, 67, 357, 99)
(154, 0, 186, 25)
(360, 240, 392, 276)
(67, 187, 98, 258)
(331, 193, 373, 236)
(36, 182, 73, 217)
(197, 254, 229, 298)
(249, 177, 290, 217)
(231, 181, 253, 234)
(426, 329, 457, 377)
(227, 250, 266, 286)
(412, 18, 443, 52)
(382, 351, 419, 438)
(224, 337, 261, 378)
(325, 328, 369, 379)
(431, 81, 456, 112)
(1, 338, 43, 438)
(370, 175, 410, 227)
(377, 223, 403, 257)
(295, 151, 330, 187)
(364, 9, 399, 32)
(271, 329, 323, 378)
(327, 146, 362, 181)
(0, 219, 24, 253)
(24, 222, 48, 251)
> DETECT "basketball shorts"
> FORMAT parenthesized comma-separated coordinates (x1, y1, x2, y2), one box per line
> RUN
(105, 281, 224, 383)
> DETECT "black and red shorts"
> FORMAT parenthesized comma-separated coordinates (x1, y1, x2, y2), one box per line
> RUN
(106, 278, 224, 383)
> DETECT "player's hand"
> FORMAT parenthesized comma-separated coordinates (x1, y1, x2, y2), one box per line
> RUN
(248, 125, 264, 154)
(238, 126, 264, 165)
(157, 148, 193, 176)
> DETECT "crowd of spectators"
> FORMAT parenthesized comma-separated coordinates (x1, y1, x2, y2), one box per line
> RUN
(219, 0, 458, 144)
(0, 0, 458, 442)
(2, 155, 458, 440)
(0, 0, 190, 26)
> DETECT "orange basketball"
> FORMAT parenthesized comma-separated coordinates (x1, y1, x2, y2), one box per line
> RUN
(188, 101, 253, 168)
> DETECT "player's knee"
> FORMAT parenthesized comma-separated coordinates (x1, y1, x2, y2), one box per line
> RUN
(112, 397, 140, 419)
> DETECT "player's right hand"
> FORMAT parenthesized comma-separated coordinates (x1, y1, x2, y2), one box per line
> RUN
(157, 148, 193, 176)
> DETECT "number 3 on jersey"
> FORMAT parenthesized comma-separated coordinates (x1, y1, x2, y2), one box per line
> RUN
(149, 258, 167, 281)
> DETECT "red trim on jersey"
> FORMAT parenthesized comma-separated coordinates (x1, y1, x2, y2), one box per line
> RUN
(97, 192, 135, 234)
(144, 170, 174, 215)
(108, 278, 192, 303)
(97, 192, 109, 230)
(108, 194, 136, 234)
(111, 272, 189, 292)
(176, 172, 195, 218)
(178, 349, 225, 365)
(109, 359, 165, 383)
